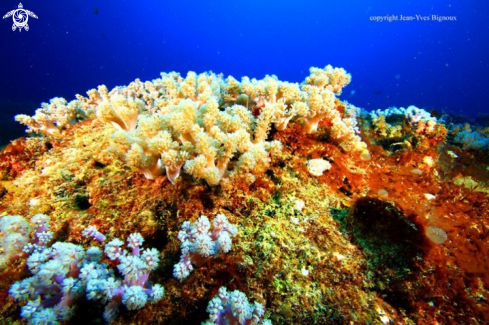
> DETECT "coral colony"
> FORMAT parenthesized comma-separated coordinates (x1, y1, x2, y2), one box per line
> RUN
(173, 214, 238, 280)
(6, 216, 163, 324)
(0, 65, 488, 324)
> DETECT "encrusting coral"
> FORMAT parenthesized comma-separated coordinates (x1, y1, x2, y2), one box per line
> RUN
(2, 65, 489, 325)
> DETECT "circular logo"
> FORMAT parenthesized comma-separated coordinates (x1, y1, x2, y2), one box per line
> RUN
(13, 9, 28, 28)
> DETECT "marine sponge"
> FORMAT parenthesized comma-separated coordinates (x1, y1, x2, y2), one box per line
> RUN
(306, 158, 331, 176)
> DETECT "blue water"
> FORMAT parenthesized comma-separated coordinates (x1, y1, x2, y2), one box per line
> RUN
(1, 0, 488, 144)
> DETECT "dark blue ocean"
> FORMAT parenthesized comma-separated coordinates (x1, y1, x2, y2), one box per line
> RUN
(1, 0, 488, 145)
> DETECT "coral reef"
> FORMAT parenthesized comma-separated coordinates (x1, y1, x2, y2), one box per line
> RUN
(0, 66, 488, 324)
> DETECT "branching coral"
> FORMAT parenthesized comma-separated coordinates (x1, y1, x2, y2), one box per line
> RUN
(15, 97, 92, 137)
(96, 94, 144, 132)
(173, 214, 237, 280)
(7, 222, 163, 324)
(15, 65, 369, 184)
(305, 65, 351, 95)
(83, 231, 164, 322)
(203, 286, 271, 325)
(98, 67, 366, 184)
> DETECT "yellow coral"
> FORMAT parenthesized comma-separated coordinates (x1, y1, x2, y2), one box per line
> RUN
(17, 65, 368, 185)
(15, 97, 86, 136)
(305, 65, 351, 95)
(96, 94, 144, 131)
(99, 67, 366, 184)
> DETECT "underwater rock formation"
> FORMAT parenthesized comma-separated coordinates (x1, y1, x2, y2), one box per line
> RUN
(1, 66, 489, 324)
